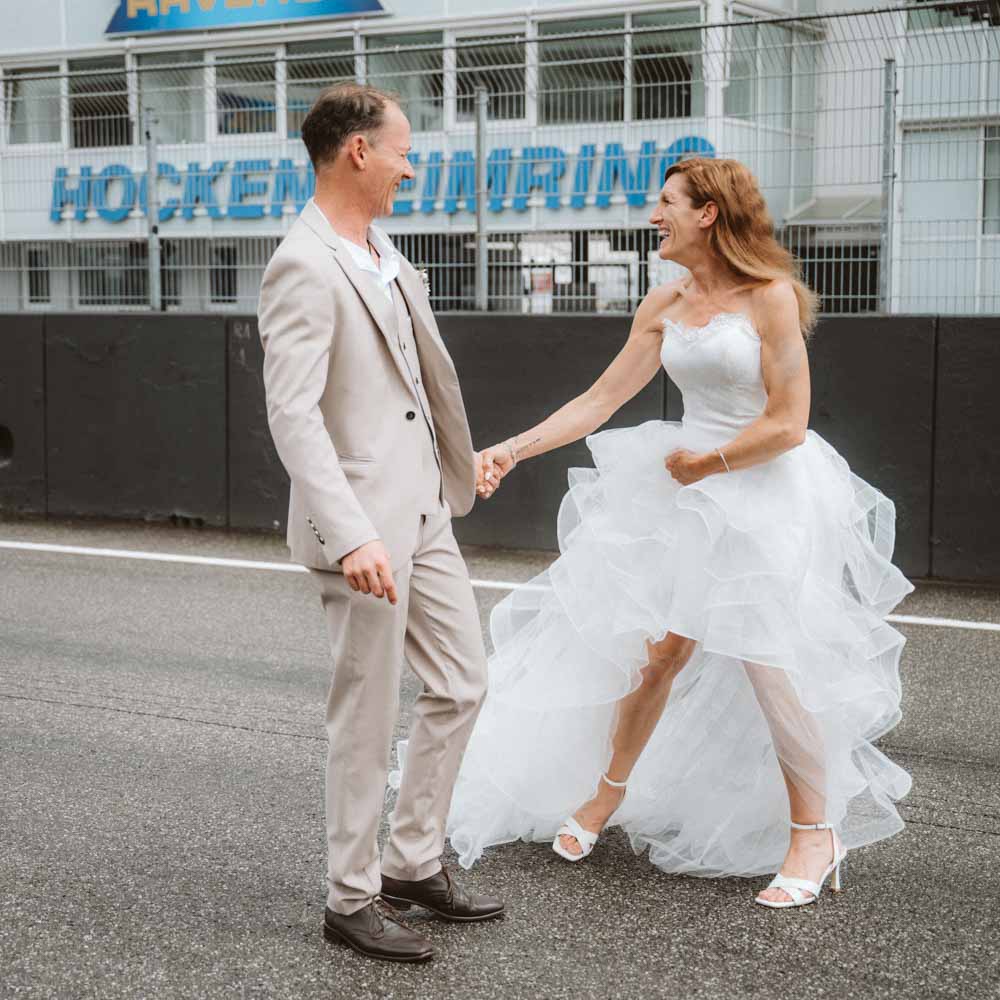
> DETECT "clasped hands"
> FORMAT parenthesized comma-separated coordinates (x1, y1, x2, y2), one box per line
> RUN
(474, 439, 517, 500)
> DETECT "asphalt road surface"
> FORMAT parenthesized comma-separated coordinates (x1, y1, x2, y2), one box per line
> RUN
(2, 518, 998, 1000)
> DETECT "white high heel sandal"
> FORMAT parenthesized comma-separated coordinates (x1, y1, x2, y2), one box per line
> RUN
(552, 773, 628, 863)
(755, 820, 847, 909)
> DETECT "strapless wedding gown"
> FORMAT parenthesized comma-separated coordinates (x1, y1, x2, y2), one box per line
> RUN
(441, 310, 914, 878)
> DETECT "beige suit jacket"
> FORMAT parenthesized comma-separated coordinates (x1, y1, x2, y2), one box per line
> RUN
(257, 200, 476, 572)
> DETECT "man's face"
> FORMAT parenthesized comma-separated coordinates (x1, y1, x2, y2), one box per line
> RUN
(366, 102, 416, 218)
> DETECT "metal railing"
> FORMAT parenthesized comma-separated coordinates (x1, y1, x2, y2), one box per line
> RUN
(0, 1, 997, 316)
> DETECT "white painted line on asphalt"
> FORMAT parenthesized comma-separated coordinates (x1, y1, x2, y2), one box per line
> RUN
(0, 539, 306, 573)
(0, 539, 551, 591)
(470, 578, 549, 593)
(1, 539, 997, 630)
(882, 613, 1000, 633)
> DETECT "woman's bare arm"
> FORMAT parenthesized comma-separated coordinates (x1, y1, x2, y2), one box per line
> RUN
(665, 279, 810, 484)
(482, 283, 681, 481)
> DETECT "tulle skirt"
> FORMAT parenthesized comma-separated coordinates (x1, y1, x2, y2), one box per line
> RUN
(442, 419, 914, 878)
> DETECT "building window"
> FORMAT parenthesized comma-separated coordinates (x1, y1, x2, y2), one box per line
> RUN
(539, 18, 625, 125)
(5, 67, 61, 144)
(985, 126, 999, 236)
(211, 245, 238, 304)
(77, 242, 147, 307)
(160, 241, 181, 309)
(907, 1, 981, 30)
(286, 38, 355, 138)
(632, 9, 704, 120)
(724, 16, 756, 119)
(723, 19, 794, 129)
(138, 51, 206, 144)
(823, 241, 880, 314)
(27, 246, 51, 304)
(758, 24, 794, 132)
(69, 57, 132, 148)
(366, 32, 444, 132)
(456, 34, 526, 122)
(216, 54, 276, 135)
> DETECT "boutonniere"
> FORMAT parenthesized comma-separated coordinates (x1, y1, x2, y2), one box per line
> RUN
(417, 268, 431, 296)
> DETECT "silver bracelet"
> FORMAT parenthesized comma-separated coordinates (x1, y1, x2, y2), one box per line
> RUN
(716, 448, 731, 473)
(504, 439, 518, 467)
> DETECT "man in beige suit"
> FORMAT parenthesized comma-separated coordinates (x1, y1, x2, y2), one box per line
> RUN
(257, 83, 503, 964)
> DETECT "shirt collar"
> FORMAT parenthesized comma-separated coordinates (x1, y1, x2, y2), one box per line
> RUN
(336, 223, 399, 281)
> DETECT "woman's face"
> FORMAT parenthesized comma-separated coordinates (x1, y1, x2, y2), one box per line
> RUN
(649, 172, 711, 264)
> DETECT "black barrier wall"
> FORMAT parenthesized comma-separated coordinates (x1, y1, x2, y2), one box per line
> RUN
(0, 316, 46, 515)
(805, 316, 937, 579)
(44, 314, 228, 525)
(932, 317, 1000, 580)
(1, 312, 997, 582)
(228, 317, 289, 532)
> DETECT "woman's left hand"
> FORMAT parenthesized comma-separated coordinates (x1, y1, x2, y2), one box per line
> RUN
(664, 449, 713, 486)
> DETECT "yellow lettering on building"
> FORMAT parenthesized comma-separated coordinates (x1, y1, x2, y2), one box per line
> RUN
(225, 0, 253, 8)
(196, 0, 217, 12)
(127, 0, 158, 17)
(160, 0, 191, 14)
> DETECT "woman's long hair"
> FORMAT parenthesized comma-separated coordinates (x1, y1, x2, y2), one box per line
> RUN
(665, 158, 819, 338)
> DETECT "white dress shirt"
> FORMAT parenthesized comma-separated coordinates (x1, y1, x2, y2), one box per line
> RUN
(337, 224, 401, 303)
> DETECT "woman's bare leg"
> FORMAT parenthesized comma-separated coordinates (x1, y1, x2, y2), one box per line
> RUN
(743, 661, 837, 903)
(559, 632, 698, 856)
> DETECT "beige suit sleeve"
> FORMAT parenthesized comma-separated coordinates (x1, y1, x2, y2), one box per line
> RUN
(258, 250, 380, 567)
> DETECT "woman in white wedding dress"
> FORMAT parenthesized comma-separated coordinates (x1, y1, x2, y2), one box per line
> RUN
(447, 157, 913, 908)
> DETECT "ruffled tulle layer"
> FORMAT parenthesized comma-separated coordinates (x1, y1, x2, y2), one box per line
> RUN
(444, 419, 914, 878)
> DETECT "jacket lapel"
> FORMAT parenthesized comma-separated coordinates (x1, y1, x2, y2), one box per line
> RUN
(393, 262, 457, 380)
(300, 202, 416, 397)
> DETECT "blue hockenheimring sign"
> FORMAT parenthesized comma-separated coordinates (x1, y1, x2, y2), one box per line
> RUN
(106, 0, 385, 37)
(48, 138, 715, 224)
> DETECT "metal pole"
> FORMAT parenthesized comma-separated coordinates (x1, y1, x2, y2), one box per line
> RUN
(879, 58, 896, 314)
(144, 107, 162, 312)
(474, 86, 488, 311)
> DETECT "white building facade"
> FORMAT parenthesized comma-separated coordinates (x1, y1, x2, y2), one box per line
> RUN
(0, 0, 997, 314)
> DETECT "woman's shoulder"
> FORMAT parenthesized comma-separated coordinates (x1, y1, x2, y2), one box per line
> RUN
(750, 277, 796, 306)
(629, 280, 685, 338)
(637, 278, 687, 326)
(746, 279, 806, 346)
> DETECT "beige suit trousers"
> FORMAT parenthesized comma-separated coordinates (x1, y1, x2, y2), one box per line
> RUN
(309, 502, 487, 915)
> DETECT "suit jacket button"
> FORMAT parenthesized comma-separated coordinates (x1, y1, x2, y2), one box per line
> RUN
(406, 411, 416, 420)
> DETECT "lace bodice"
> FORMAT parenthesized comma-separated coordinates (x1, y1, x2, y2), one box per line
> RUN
(660, 311, 767, 442)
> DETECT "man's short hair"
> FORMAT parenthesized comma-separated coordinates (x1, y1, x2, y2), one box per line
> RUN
(300, 83, 399, 170)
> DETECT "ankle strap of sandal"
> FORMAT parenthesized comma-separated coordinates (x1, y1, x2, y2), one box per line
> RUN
(790, 821, 833, 830)
(601, 772, 628, 789)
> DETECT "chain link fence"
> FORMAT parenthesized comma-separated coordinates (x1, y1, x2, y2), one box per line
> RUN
(0, 1, 997, 315)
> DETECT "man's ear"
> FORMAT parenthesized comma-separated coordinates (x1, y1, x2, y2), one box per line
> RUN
(345, 134, 368, 170)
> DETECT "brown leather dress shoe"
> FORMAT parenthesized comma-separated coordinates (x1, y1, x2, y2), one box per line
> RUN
(323, 901, 434, 963)
(380, 867, 505, 922)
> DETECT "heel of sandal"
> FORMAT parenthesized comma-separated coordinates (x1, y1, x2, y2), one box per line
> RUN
(830, 861, 843, 893)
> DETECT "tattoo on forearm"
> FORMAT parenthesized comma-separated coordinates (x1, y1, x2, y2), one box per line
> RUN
(514, 436, 542, 460)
